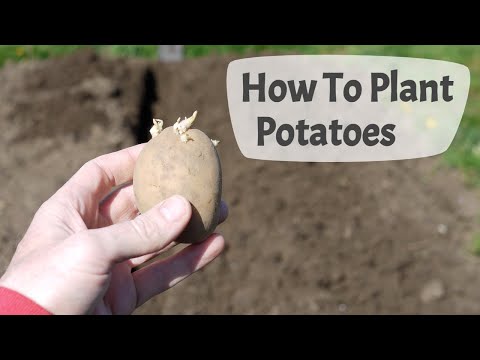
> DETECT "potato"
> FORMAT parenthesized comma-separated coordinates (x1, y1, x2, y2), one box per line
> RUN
(133, 112, 222, 243)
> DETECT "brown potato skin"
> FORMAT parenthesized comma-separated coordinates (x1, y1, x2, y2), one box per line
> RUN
(133, 126, 222, 243)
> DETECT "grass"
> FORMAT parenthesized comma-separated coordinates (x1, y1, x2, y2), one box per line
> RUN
(471, 233, 480, 256)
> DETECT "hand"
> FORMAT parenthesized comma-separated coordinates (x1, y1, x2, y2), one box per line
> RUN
(0, 144, 227, 315)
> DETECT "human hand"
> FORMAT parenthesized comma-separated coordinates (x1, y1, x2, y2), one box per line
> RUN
(0, 144, 227, 315)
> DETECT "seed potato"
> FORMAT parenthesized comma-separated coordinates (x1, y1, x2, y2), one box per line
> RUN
(133, 112, 222, 243)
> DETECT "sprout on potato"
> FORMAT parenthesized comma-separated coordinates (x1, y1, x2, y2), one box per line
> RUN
(149, 118, 164, 138)
(150, 110, 220, 147)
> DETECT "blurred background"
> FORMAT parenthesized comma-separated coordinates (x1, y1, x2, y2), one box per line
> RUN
(1, 45, 480, 314)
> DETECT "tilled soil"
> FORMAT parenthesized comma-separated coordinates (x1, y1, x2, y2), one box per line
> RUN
(1, 50, 480, 314)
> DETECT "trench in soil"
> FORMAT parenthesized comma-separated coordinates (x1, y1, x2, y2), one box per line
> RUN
(134, 68, 158, 144)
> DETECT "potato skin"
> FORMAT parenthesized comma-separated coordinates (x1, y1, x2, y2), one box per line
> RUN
(133, 126, 222, 243)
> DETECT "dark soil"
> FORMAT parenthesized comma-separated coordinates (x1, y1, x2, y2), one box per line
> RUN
(1, 49, 480, 314)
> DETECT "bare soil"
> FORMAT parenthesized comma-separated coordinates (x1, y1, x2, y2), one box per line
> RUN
(1, 50, 480, 314)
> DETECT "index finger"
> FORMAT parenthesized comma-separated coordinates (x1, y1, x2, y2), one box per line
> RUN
(60, 143, 146, 204)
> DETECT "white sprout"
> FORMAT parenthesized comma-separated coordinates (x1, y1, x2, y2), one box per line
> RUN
(149, 118, 164, 138)
(173, 110, 197, 143)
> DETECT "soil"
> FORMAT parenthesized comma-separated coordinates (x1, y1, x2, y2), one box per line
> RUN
(1, 49, 480, 314)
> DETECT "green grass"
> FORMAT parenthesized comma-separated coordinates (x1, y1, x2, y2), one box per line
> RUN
(470, 233, 480, 256)
(2, 45, 480, 183)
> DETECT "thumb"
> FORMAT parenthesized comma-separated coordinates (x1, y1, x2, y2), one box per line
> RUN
(90, 195, 191, 264)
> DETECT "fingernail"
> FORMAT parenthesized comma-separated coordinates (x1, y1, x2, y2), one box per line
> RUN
(159, 195, 187, 222)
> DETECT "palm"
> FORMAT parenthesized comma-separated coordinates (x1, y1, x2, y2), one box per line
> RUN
(3, 144, 226, 315)
(79, 186, 140, 315)
(30, 193, 141, 314)
(95, 262, 137, 315)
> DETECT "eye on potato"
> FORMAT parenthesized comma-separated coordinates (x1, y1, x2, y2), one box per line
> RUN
(133, 111, 222, 244)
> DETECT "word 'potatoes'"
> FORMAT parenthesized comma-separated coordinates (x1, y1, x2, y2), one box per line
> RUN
(133, 112, 222, 243)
